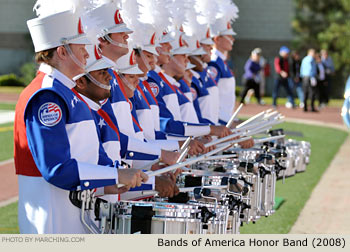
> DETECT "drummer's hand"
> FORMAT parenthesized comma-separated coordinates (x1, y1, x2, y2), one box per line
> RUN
(209, 125, 231, 138)
(151, 163, 166, 171)
(196, 136, 214, 153)
(103, 185, 129, 195)
(118, 168, 148, 188)
(165, 168, 182, 183)
(239, 138, 255, 149)
(155, 175, 178, 198)
(161, 149, 180, 165)
(187, 139, 206, 155)
(228, 121, 241, 129)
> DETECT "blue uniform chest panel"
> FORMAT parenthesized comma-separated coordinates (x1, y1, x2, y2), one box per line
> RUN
(191, 76, 209, 97)
(91, 110, 119, 144)
(208, 57, 233, 79)
(147, 71, 176, 96)
(133, 84, 150, 110)
(108, 69, 128, 103)
(139, 81, 157, 106)
(175, 80, 190, 106)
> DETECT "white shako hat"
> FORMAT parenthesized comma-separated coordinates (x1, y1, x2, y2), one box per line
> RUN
(185, 36, 207, 56)
(73, 44, 116, 80)
(129, 24, 159, 56)
(85, 44, 116, 73)
(27, 0, 91, 52)
(210, 0, 239, 37)
(195, 0, 218, 45)
(115, 49, 143, 75)
(82, 0, 132, 39)
(169, 30, 191, 55)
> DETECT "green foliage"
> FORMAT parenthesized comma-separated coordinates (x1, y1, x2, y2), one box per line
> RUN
(19, 62, 37, 86)
(0, 74, 24, 87)
(0, 62, 37, 87)
(292, 0, 350, 97)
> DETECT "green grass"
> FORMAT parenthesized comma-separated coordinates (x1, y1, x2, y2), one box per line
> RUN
(0, 202, 19, 234)
(0, 123, 14, 162)
(0, 86, 24, 94)
(0, 122, 347, 234)
(240, 122, 348, 234)
(0, 103, 16, 110)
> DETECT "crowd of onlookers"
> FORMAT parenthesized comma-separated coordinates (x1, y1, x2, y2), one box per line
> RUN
(240, 46, 335, 112)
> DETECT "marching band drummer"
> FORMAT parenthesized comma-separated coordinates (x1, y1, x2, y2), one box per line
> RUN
(82, 2, 180, 168)
(148, 30, 232, 139)
(130, 23, 210, 155)
(208, 0, 239, 125)
(112, 50, 181, 198)
(73, 45, 180, 199)
(14, 1, 147, 234)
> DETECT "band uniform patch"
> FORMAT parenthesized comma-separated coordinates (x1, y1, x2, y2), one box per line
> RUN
(38, 102, 62, 127)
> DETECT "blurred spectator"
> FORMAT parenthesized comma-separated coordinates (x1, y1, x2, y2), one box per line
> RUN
(291, 51, 304, 108)
(244, 48, 268, 104)
(315, 53, 328, 109)
(300, 48, 318, 112)
(240, 48, 263, 105)
(273, 46, 295, 108)
(320, 49, 335, 107)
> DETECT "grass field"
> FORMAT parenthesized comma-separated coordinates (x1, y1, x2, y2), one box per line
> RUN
(0, 122, 347, 234)
(240, 122, 348, 234)
(0, 86, 24, 94)
(0, 202, 19, 234)
(0, 123, 14, 162)
(0, 103, 16, 111)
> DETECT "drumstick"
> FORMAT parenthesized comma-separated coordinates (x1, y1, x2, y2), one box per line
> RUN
(141, 185, 228, 196)
(204, 131, 245, 148)
(176, 137, 192, 163)
(238, 111, 281, 130)
(178, 185, 228, 193)
(236, 110, 267, 128)
(205, 119, 280, 149)
(179, 137, 192, 152)
(144, 140, 244, 178)
(136, 136, 193, 171)
(116, 141, 239, 188)
(226, 103, 244, 128)
(254, 135, 286, 144)
(198, 154, 237, 161)
(214, 136, 253, 149)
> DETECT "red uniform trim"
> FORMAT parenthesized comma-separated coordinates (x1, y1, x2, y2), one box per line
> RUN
(114, 72, 143, 132)
(14, 71, 46, 176)
(142, 80, 158, 105)
(136, 85, 151, 109)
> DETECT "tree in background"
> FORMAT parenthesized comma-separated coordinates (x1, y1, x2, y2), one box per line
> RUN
(292, 0, 350, 98)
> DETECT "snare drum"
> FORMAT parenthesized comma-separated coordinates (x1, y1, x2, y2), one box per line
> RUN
(114, 200, 229, 234)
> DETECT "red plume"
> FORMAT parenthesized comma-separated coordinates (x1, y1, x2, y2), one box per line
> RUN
(114, 10, 124, 25)
(78, 18, 84, 34)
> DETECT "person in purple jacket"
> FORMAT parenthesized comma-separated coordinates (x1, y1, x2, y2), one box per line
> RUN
(240, 48, 263, 105)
